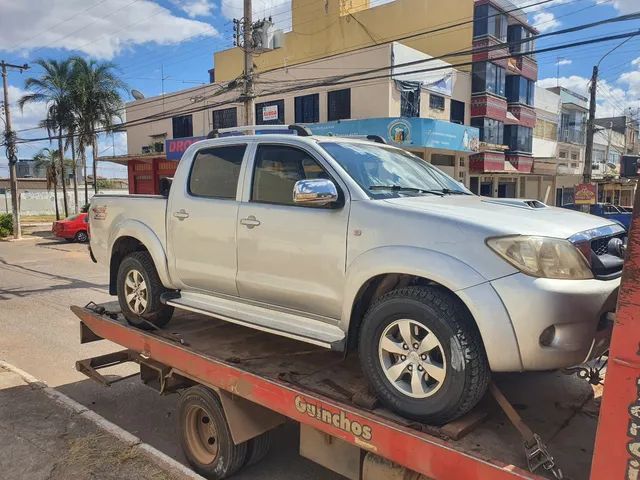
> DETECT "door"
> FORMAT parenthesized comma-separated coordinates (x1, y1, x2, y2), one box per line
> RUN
(167, 143, 248, 295)
(236, 144, 350, 321)
(450, 99, 465, 125)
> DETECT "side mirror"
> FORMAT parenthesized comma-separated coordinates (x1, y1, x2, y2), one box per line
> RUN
(159, 177, 173, 197)
(293, 179, 338, 206)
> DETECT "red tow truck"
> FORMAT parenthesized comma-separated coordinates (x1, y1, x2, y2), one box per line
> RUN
(71, 191, 640, 480)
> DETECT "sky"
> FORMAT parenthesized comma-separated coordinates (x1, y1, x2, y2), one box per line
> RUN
(0, 0, 639, 178)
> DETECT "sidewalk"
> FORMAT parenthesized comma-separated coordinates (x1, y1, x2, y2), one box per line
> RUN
(0, 366, 197, 480)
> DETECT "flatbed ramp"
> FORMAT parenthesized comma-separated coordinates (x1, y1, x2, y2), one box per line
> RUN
(72, 302, 599, 480)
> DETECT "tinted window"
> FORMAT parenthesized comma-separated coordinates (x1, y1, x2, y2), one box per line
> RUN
(212, 108, 237, 129)
(172, 115, 193, 138)
(472, 62, 505, 96)
(429, 94, 445, 110)
(252, 145, 330, 205)
(328, 89, 351, 121)
(295, 94, 320, 123)
(256, 99, 285, 125)
(189, 145, 246, 199)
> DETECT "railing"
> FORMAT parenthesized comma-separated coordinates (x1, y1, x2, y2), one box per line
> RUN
(559, 129, 585, 145)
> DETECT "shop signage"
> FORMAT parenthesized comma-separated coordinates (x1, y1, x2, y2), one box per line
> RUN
(574, 183, 597, 205)
(165, 136, 206, 160)
(262, 105, 279, 122)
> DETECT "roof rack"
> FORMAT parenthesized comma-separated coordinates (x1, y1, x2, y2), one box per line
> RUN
(326, 133, 387, 144)
(207, 124, 312, 138)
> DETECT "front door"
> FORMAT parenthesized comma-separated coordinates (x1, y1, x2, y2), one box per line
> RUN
(236, 143, 350, 321)
(167, 143, 248, 295)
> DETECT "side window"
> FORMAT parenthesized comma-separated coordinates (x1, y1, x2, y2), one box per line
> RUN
(189, 145, 247, 199)
(252, 145, 330, 206)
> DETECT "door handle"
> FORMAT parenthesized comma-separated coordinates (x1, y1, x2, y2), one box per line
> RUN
(240, 215, 261, 229)
(173, 209, 190, 220)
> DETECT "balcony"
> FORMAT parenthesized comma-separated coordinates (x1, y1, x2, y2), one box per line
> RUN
(507, 104, 536, 128)
(506, 154, 533, 173)
(470, 151, 506, 173)
(471, 94, 508, 122)
(558, 129, 585, 145)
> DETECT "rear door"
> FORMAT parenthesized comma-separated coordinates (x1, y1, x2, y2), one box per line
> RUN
(235, 143, 350, 320)
(167, 143, 249, 295)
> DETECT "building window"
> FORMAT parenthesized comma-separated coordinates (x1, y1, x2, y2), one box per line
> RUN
(294, 93, 320, 123)
(471, 117, 504, 145)
(450, 100, 465, 124)
(560, 110, 586, 144)
(507, 25, 535, 54)
(188, 145, 247, 199)
(429, 94, 446, 111)
(472, 62, 505, 97)
(571, 152, 578, 160)
(559, 151, 567, 159)
(328, 89, 351, 121)
(256, 99, 285, 125)
(212, 107, 237, 130)
(172, 115, 193, 138)
(430, 154, 455, 167)
(504, 125, 533, 154)
(505, 76, 535, 106)
(473, 4, 507, 41)
(400, 85, 421, 118)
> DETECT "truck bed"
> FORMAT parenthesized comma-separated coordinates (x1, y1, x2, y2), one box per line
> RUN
(73, 302, 600, 480)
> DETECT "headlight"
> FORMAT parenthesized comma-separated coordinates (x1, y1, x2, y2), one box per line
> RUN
(487, 236, 593, 280)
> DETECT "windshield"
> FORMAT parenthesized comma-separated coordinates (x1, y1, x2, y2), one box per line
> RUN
(320, 142, 472, 199)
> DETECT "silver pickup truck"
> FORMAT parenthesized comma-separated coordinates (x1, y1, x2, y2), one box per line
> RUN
(89, 127, 623, 424)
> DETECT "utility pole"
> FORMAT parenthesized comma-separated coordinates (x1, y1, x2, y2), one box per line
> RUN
(242, 0, 255, 126)
(1, 60, 29, 240)
(583, 65, 598, 185)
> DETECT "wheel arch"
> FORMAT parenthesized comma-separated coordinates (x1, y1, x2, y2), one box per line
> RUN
(342, 246, 522, 371)
(108, 220, 171, 295)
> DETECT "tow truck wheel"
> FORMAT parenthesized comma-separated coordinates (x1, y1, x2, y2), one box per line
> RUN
(244, 430, 272, 467)
(178, 386, 248, 479)
(116, 251, 173, 329)
(358, 286, 490, 425)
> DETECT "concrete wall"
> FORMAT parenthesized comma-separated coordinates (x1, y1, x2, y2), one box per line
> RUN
(0, 189, 126, 216)
(213, 0, 474, 82)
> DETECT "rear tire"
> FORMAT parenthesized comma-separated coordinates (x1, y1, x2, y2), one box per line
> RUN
(74, 230, 88, 243)
(244, 430, 272, 467)
(178, 386, 248, 479)
(116, 251, 173, 329)
(358, 286, 489, 425)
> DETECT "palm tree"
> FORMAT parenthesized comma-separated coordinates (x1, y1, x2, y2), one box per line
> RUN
(19, 59, 74, 217)
(71, 57, 126, 196)
(33, 148, 60, 220)
(64, 124, 79, 213)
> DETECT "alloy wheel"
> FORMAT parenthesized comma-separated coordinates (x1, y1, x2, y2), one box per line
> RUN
(124, 269, 148, 315)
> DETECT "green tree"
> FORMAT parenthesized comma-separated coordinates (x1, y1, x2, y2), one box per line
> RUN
(71, 57, 125, 197)
(33, 148, 61, 220)
(19, 59, 74, 217)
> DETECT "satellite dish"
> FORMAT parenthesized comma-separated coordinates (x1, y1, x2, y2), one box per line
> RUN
(131, 89, 145, 100)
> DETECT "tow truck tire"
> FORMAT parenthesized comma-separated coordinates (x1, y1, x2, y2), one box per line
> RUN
(178, 386, 248, 479)
(244, 430, 272, 467)
(116, 251, 173, 329)
(358, 286, 490, 425)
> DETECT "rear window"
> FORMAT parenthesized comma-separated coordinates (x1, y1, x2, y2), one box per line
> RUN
(188, 145, 247, 199)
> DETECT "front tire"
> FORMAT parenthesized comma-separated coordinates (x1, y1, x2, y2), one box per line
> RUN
(358, 286, 489, 425)
(116, 251, 173, 329)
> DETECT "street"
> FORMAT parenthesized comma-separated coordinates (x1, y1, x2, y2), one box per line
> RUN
(0, 227, 341, 480)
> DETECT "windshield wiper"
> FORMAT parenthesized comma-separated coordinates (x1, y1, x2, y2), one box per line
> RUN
(439, 188, 471, 195)
(369, 185, 445, 196)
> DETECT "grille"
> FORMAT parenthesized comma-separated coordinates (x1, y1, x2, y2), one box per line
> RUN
(591, 234, 625, 256)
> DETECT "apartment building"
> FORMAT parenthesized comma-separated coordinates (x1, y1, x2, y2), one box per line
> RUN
(467, 0, 540, 198)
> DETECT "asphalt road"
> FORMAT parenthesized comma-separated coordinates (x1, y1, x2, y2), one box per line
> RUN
(0, 228, 342, 480)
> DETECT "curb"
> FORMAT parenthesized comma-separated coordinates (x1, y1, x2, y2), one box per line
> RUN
(0, 360, 205, 480)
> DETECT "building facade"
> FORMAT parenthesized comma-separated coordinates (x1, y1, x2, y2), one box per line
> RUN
(468, 0, 539, 198)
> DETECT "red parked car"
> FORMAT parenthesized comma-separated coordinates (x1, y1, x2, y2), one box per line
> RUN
(52, 213, 89, 243)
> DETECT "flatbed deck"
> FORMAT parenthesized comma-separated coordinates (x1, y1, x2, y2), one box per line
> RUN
(73, 302, 600, 480)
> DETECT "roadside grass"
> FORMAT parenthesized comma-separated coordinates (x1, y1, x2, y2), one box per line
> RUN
(21, 214, 57, 223)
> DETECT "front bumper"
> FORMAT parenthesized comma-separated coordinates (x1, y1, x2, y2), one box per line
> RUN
(491, 273, 619, 371)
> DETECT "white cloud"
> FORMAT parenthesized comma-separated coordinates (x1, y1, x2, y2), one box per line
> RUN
(611, 0, 640, 14)
(6, 85, 48, 135)
(511, 0, 570, 13)
(537, 74, 636, 117)
(172, 0, 216, 18)
(0, 0, 218, 60)
(532, 12, 560, 32)
(557, 58, 572, 66)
